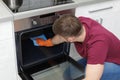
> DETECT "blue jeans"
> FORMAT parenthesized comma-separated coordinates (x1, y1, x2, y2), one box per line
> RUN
(78, 58, 120, 80)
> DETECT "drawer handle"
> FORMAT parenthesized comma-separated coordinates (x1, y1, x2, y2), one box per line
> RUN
(89, 6, 113, 13)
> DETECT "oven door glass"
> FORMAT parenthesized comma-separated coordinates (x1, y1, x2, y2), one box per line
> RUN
(31, 61, 84, 80)
(20, 56, 85, 80)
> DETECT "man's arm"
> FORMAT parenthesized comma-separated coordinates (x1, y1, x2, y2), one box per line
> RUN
(51, 35, 67, 45)
(83, 64, 104, 80)
(36, 35, 66, 47)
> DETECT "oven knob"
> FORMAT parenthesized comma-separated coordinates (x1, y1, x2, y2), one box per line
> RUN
(32, 19, 38, 25)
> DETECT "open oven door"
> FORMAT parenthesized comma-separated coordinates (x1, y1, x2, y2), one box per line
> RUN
(15, 24, 85, 80)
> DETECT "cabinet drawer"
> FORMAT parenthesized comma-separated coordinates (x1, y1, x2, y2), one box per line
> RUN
(75, 0, 120, 17)
(0, 21, 13, 40)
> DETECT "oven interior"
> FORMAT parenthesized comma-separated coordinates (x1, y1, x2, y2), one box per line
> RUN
(15, 24, 84, 80)
(15, 24, 70, 68)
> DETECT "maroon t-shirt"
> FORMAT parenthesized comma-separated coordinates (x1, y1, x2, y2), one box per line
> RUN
(74, 17, 120, 64)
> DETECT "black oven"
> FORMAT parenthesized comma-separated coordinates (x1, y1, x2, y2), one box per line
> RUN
(15, 24, 85, 80)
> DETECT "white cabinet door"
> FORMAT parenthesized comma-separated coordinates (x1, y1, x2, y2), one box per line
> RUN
(0, 21, 13, 40)
(0, 39, 17, 80)
(0, 20, 17, 80)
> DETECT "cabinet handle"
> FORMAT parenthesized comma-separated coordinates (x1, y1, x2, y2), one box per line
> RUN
(89, 6, 113, 13)
(100, 18, 103, 24)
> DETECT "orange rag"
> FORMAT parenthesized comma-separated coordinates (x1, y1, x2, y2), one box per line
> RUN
(36, 38, 53, 47)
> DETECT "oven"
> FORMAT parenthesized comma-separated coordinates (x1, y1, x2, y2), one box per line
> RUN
(15, 23, 85, 80)
(14, 5, 84, 79)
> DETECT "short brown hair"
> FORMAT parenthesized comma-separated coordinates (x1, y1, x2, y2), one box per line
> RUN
(53, 14, 82, 37)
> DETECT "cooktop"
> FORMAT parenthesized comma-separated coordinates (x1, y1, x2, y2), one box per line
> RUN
(4, 0, 74, 13)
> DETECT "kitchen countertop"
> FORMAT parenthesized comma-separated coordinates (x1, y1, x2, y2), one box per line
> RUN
(0, 0, 13, 22)
(0, 0, 113, 22)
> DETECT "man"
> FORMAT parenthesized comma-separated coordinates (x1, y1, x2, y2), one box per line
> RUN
(36, 14, 120, 80)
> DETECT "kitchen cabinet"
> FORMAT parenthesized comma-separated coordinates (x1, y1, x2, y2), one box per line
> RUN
(91, 11, 120, 39)
(0, 39, 17, 80)
(75, 0, 120, 39)
(0, 21, 13, 40)
(0, 21, 17, 80)
(72, 0, 120, 60)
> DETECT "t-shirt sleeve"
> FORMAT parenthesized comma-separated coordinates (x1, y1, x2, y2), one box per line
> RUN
(87, 40, 109, 64)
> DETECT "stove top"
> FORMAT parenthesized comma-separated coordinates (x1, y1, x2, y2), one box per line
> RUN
(4, 0, 74, 13)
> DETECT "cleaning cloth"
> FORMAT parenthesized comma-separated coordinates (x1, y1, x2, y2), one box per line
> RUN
(30, 34, 47, 46)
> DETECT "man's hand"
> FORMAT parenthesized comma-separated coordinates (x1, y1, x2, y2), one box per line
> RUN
(36, 38, 53, 47)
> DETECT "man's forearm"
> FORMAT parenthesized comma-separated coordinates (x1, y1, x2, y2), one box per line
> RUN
(84, 64, 104, 80)
(51, 35, 66, 45)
